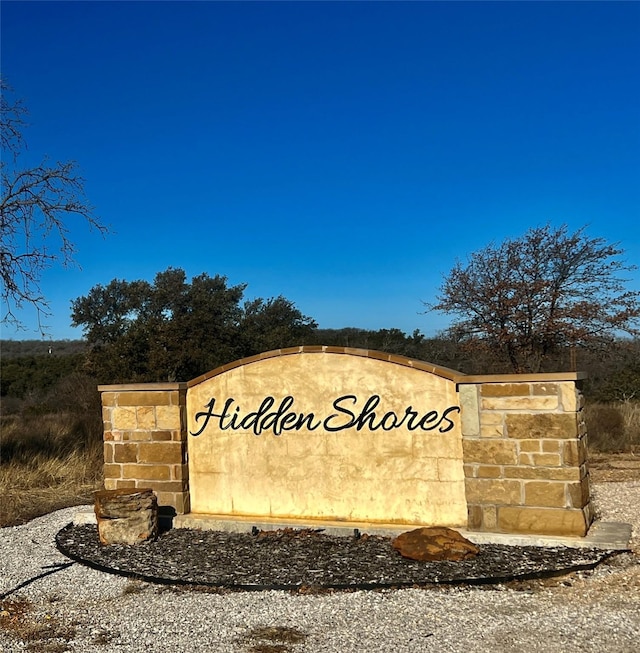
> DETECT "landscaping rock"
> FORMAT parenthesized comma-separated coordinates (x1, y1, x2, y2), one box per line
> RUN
(94, 488, 158, 545)
(392, 527, 480, 562)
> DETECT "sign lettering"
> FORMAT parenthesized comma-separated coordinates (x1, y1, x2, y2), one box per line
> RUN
(190, 394, 460, 437)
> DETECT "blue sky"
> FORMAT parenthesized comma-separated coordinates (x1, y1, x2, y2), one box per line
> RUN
(2, 1, 639, 341)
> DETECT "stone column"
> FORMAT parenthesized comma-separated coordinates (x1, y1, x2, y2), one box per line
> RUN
(99, 383, 189, 516)
(459, 374, 592, 537)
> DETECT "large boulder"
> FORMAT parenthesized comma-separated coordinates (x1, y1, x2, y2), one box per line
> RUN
(392, 527, 479, 562)
(94, 488, 158, 545)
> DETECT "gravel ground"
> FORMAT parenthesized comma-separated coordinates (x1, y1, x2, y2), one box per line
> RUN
(1, 481, 639, 653)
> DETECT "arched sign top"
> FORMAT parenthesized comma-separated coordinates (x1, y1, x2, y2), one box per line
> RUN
(186, 344, 468, 525)
(187, 345, 464, 388)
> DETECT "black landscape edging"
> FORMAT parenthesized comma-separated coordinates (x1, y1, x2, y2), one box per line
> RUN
(55, 523, 618, 592)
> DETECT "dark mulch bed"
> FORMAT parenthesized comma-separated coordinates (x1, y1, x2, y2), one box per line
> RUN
(55, 524, 616, 591)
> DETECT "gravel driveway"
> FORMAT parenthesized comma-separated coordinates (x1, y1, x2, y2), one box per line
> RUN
(1, 481, 638, 653)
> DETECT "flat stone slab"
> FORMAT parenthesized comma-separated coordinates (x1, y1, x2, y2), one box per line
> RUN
(463, 521, 633, 550)
(57, 523, 622, 591)
(171, 513, 632, 551)
(75, 510, 632, 550)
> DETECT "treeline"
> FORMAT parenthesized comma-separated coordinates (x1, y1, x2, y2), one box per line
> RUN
(0, 339, 87, 359)
(2, 328, 639, 407)
(1, 266, 638, 408)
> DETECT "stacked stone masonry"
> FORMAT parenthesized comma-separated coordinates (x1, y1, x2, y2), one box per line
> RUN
(98, 354, 592, 538)
(459, 380, 592, 536)
(100, 384, 189, 515)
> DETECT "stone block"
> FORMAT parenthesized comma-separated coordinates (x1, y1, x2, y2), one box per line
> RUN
(519, 440, 541, 453)
(462, 439, 518, 465)
(156, 405, 182, 430)
(563, 440, 579, 466)
(505, 413, 578, 439)
(530, 453, 562, 467)
(568, 477, 591, 508)
(480, 426, 504, 438)
(114, 479, 137, 489)
(122, 464, 172, 481)
(479, 412, 504, 438)
(477, 465, 502, 478)
(563, 440, 587, 467)
(524, 481, 567, 508)
(482, 396, 558, 411)
(559, 384, 578, 411)
(482, 505, 498, 530)
(137, 442, 184, 464)
(136, 406, 156, 429)
(104, 464, 121, 479)
(465, 478, 521, 505)
(459, 385, 480, 436)
(518, 453, 533, 466)
(480, 412, 504, 426)
(583, 502, 594, 527)
(531, 383, 558, 396)
(112, 407, 137, 430)
(101, 393, 117, 407)
(126, 430, 153, 441)
(113, 443, 138, 464)
(579, 463, 589, 480)
(115, 392, 172, 407)
(481, 384, 530, 397)
(103, 443, 114, 463)
(150, 430, 173, 441)
(541, 440, 561, 454)
(503, 466, 580, 481)
(497, 506, 588, 536)
(578, 437, 588, 464)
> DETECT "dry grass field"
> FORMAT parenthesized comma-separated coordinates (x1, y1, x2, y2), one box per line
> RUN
(584, 400, 640, 453)
(0, 402, 638, 528)
(0, 412, 103, 527)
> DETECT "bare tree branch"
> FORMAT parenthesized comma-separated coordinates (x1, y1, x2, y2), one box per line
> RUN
(1, 80, 108, 332)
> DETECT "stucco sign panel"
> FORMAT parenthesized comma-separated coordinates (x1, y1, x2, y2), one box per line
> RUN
(186, 351, 468, 527)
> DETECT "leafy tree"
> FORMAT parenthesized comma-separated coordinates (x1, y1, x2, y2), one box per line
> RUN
(71, 267, 316, 383)
(0, 81, 108, 332)
(240, 296, 318, 354)
(145, 268, 247, 382)
(428, 225, 640, 373)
